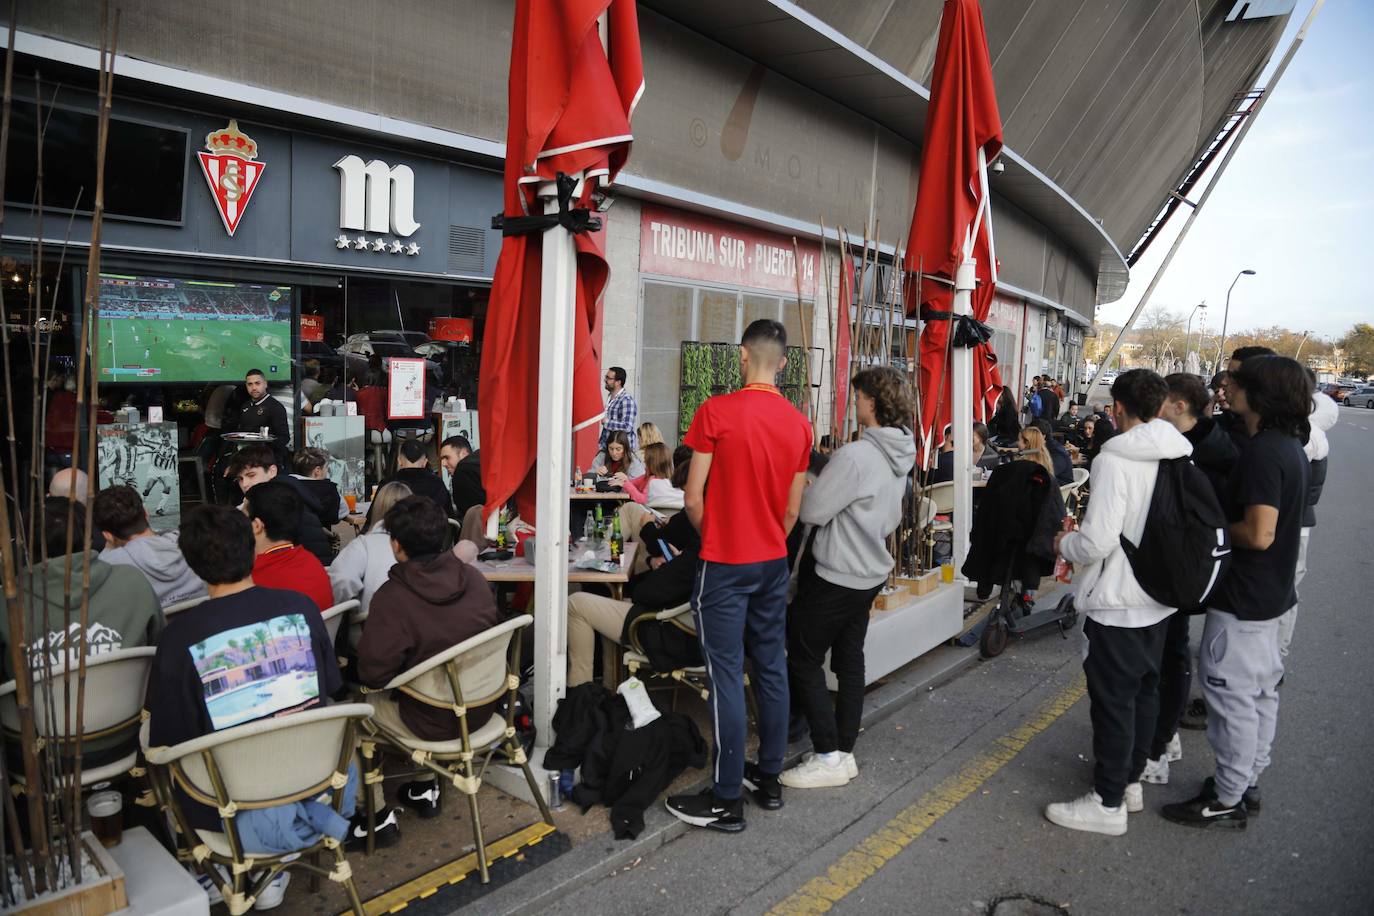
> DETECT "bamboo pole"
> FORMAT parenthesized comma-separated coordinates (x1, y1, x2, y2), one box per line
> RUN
(790, 237, 816, 437)
(68, 2, 120, 841)
(818, 217, 836, 444)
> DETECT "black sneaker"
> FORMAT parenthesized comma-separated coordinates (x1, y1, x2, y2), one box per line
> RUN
(1160, 785, 1247, 830)
(665, 788, 745, 833)
(398, 779, 443, 818)
(741, 763, 783, 810)
(1203, 777, 1261, 816)
(1179, 697, 1208, 730)
(345, 806, 401, 850)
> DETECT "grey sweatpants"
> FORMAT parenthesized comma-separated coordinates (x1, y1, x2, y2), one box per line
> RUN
(1276, 528, 1311, 657)
(1199, 609, 1283, 806)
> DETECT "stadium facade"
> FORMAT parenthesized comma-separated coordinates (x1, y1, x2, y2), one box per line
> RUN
(6, 0, 1291, 440)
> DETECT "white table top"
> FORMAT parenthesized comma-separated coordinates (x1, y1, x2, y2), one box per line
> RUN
(107, 826, 209, 916)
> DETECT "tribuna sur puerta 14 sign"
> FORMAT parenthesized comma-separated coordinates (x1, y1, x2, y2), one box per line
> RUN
(197, 120, 265, 236)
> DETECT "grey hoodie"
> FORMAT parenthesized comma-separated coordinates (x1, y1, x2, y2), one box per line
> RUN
(99, 532, 207, 609)
(800, 426, 918, 589)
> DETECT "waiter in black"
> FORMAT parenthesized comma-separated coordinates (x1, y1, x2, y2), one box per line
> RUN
(234, 368, 291, 466)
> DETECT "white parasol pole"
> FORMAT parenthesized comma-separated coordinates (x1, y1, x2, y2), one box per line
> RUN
(531, 174, 579, 766)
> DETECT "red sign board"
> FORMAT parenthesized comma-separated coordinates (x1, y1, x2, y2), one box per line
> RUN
(300, 314, 324, 342)
(640, 203, 819, 297)
(428, 317, 473, 343)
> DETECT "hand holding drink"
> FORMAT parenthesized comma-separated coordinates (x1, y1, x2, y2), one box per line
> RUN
(1053, 515, 1076, 583)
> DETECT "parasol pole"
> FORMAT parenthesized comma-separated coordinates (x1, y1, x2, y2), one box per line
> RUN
(530, 173, 579, 772)
(790, 237, 816, 438)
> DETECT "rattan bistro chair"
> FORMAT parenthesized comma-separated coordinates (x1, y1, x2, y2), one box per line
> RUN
(0, 646, 155, 788)
(623, 602, 709, 703)
(358, 614, 551, 884)
(321, 599, 359, 647)
(143, 703, 374, 916)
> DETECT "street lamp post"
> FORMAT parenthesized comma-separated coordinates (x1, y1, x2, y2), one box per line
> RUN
(1184, 301, 1206, 373)
(1215, 268, 1257, 368)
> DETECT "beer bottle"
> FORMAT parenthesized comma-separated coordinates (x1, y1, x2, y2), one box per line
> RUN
(609, 516, 623, 563)
(496, 508, 509, 550)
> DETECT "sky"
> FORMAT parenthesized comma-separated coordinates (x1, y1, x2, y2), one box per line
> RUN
(1096, 0, 1373, 344)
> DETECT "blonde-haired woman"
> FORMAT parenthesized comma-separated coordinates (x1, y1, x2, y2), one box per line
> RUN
(328, 481, 411, 614)
(637, 421, 664, 451)
(1017, 427, 1056, 477)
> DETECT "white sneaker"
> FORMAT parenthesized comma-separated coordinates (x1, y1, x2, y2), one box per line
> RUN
(1123, 781, 1143, 813)
(253, 871, 291, 911)
(780, 754, 851, 789)
(800, 751, 859, 779)
(1165, 732, 1183, 763)
(1044, 791, 1127, 836)
(1140, 755, 1169, 785)
(193, 865, 227, 906)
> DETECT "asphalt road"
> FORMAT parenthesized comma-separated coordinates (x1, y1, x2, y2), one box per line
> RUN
(542, 407, 1373, 916)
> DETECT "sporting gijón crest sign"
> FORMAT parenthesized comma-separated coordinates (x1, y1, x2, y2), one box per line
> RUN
(197, 120, 264, 236)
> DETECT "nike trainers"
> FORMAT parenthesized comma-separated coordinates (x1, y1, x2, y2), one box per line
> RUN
(345, 806, 401, 850)
(800, 751, 859, 779)
(193, 866, 227, 906)
(665, 788, 745, 833)
(780, 753, 851, 789)
(399, 779, 443, 818)
(253, 871, 290, 911)
(1165, 732, 1183, 762)
(741, 763, 784, 810)
(1140, 755, 1170, 785)
(1123, 782, 1143, 814)
(1044, 791, 1128, 836)
(1160, 784, 1248, 830)
(1203, 777, 1261, 817)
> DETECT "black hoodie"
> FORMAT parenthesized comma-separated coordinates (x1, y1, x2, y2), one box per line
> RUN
(1183, 415, 1237, 504)
(356, 551, 504, 740)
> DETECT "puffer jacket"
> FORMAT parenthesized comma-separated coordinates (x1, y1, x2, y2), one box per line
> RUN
(1058, 418, 1193, 627)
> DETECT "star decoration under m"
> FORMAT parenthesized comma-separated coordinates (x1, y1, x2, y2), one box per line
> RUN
(334, 234, 351, 249)
(404, 242, 421, 256)
(353, 235, 369, 250)
(388, 239, 403, 254)
(371, 238, 387, 252)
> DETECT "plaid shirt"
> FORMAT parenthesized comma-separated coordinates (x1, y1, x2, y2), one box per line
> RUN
(599, 389, 638, 452)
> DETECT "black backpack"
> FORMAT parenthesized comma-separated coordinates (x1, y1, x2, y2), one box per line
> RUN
(1119, 457, 1231, 609)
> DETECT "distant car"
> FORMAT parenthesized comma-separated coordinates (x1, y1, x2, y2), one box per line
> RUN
(1345, 385, 1374, 409)
(1327, 383, 1357, 403)
(297, 339, 368, 379)
(345, 330, 432, 351)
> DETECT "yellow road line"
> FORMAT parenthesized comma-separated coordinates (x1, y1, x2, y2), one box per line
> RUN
(768, 676, 1087, 916)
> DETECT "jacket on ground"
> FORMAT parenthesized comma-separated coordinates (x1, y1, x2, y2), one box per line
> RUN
(1058, 418, 1192, 627)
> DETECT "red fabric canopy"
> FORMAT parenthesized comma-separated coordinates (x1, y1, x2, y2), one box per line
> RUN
(903, 0, 1004, 454)
(480, 0, 644, 524)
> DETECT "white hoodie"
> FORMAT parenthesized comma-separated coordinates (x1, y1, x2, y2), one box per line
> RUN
(1059, 418, 1192, 628)
(1304, 391, 1338, 461)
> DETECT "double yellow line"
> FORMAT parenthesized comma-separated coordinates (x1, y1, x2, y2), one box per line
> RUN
(769, 677, 1087, 915)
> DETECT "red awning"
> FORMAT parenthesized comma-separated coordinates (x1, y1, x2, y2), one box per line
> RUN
(904, 0, 1004, 454)
(480, 0, 644, 523)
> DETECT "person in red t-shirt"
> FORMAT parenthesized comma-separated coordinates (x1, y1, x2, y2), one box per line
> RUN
(665, 319, 812, 833)
(244, 480, 335, 613)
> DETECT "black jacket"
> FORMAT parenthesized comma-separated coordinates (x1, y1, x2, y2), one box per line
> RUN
(387, 467, 455, 519)
(961, 460, 1065, 595)
(231, 393, 291, 465)
(1046, 438, 1074, 485)
(1183, 416, 1237, 505)
(989, 402, 1020, 442)
(619, 512, 703, 673)
(450, 450, 486, 519)
(1304, 456, 1327, 528)
(279, 475, 335, 564)
(547, 684, 707, 839)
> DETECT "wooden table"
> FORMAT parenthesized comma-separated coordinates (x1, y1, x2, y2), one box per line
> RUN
(471, 541, 638, 688)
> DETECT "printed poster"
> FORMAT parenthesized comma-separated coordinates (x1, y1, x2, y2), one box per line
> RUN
(302, 416, 366, 500)
(96, 421, 181, 532)
(387, 357, 426, 420)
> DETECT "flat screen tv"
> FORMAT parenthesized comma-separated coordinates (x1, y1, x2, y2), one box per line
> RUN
(97, 275, 292, 383)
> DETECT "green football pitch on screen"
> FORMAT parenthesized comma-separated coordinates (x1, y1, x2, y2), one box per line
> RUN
(99, 317, 291, 383)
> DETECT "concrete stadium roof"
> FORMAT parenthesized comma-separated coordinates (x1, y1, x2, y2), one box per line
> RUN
(640, 0, 1132, 304)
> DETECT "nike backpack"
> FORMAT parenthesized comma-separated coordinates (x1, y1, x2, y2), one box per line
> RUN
(1119, 456, 1232, 610)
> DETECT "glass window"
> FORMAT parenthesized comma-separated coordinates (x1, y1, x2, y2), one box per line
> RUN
(640, 283, 694, 445)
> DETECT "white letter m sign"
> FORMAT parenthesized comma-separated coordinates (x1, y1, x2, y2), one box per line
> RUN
(333, 155, 421, 237)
